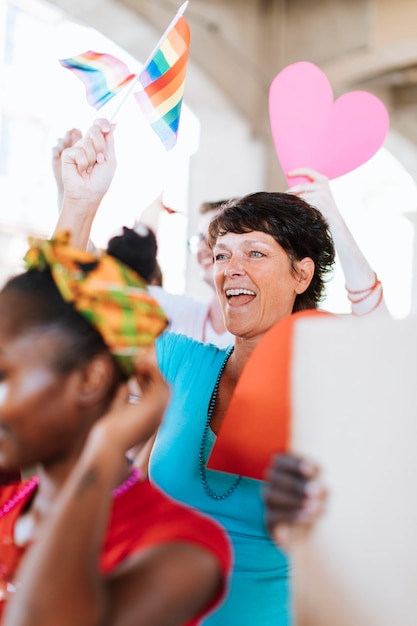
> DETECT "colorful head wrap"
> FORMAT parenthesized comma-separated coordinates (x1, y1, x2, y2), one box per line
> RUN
(24, 231, 168, 376)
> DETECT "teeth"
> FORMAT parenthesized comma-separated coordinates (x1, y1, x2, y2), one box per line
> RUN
(226, 289, 255, 297)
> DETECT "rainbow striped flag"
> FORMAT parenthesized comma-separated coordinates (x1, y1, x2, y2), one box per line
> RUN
(133, 16, 190, 150)
(59, 51, 136, 110)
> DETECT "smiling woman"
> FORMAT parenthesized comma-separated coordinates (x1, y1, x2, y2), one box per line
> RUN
(148, 191, 335, 625)
(208, 191, 335, 316)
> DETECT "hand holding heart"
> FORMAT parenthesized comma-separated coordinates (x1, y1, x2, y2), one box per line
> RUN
(269, 61, 390, 185)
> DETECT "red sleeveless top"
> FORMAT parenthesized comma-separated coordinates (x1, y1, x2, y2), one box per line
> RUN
(0, 477, 232, 625)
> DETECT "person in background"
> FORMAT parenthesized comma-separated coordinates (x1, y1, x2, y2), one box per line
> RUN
(150, 199, 234, 348)
(107, 223, 159, 286)
(0, 230, 233, 626)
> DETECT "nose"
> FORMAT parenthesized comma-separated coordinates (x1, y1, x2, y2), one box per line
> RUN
(224, 253, 246, 276)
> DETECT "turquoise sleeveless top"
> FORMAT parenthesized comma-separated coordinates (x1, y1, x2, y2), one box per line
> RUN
(149, 332, 291, 625)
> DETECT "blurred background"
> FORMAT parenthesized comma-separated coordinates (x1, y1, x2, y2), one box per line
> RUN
(1, 0, 417, 318)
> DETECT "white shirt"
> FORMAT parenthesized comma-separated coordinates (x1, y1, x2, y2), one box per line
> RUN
(149, 286, 234, 349)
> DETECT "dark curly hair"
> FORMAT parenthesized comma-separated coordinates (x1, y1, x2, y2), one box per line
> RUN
(107, 225, 157, 284)
(207, 191, 335, 312)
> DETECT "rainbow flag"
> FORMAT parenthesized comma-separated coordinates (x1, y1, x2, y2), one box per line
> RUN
(133, 16, 190, 150)
(59, 51, 136, 110)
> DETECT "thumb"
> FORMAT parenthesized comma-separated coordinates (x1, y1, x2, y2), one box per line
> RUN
(272, 523, 293, 551)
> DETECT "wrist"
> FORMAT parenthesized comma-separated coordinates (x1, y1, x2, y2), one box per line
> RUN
(61, 192, 102, 215)
(79, 427, 128, 487)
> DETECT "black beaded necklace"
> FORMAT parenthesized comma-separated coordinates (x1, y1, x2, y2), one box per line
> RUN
(199, 346, 242, 500)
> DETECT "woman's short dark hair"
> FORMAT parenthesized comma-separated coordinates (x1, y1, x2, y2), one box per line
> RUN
(207, 191, 335, 312)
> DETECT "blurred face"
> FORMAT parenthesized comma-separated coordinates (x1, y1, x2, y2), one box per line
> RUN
(0, 292, 87, 470)
(213, 231, 314, 339)
(188, 210, 219, 289)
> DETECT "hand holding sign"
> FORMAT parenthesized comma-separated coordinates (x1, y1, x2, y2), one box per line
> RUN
(269, 61, 390, 186)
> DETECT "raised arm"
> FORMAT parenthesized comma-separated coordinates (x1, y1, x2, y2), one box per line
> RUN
(54, 118, 117, 250)
(288, 168, 389, 317)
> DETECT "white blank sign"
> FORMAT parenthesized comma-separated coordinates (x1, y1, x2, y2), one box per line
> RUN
(290, 314, 417, 626)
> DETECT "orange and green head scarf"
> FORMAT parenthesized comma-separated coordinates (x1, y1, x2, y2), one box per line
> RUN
(24, 231, 168, 376)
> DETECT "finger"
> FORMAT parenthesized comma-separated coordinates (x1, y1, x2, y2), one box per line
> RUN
(81, 136, 102, 171)
(135, 359, 165, 393)
(285, 183, 318, 195)
(68, 128, 82, 147)
(267, 453, 320, 480)
(52, 137, 66, 159)
(109, 382, 130, 409)
(296, 490, 328, 523)
(288, 167, 328, 182)
(62, 145, 91, 177)
(85, 124, 107, 163)
(93, 118, 112, 134)
(263, 481, 306, 518)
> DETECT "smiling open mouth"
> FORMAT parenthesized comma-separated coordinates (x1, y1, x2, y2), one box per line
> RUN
(225, 289, 255, 297)
(225, 288, 256, 305)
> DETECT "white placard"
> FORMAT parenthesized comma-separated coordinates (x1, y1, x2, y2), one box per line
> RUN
(290, 314, 417, 626)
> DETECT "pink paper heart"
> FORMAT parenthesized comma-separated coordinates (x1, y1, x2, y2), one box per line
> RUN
(269, 61, 390, 186)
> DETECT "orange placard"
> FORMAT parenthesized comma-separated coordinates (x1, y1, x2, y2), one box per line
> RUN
(207, 309, 331, 480)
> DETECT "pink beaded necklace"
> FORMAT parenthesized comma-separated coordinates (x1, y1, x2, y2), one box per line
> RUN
(0, 467, 142, 519)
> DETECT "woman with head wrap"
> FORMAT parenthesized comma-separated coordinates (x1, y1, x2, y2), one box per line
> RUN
(0, 231, 232, 626)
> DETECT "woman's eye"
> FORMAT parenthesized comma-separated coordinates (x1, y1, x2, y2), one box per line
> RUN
(214, 253, 228, 261)
(250, 251, 264, 258)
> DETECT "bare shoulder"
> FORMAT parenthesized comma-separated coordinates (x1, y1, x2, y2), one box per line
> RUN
(106, 541, 225, 626)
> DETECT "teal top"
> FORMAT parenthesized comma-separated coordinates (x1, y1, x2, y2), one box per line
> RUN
(149, 332, 291, 625)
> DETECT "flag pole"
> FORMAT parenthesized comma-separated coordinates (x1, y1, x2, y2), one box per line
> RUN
(109, 1, 189, 122)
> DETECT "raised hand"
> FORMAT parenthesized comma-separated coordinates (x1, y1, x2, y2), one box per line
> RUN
(88, 348, 170, 458)
(61, 118, 117, 205)
(286, 167, 339, 224)
(55, 119, 117, 249)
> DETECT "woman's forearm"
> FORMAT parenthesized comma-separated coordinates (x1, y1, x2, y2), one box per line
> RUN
(54, 194, 100, 250)
(325, 210, 388, 316)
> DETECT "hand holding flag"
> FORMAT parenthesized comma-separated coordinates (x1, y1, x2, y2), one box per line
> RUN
(59, 1, 190, 151)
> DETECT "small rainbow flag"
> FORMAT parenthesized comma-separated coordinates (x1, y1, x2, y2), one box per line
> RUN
(133, 15, 190, 150)
(59, 51, 136, 110)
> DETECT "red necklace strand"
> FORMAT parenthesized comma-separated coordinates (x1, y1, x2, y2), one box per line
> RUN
(0, 467, 142, 519)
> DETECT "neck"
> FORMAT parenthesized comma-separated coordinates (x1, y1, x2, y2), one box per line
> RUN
(227, 336, 261, 381)
(29, 459, 77, 520)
